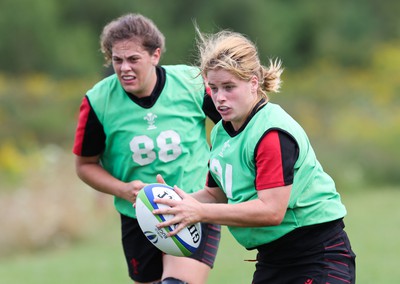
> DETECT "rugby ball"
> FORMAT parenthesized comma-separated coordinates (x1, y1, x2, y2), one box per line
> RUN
(135, 183, 202, 257)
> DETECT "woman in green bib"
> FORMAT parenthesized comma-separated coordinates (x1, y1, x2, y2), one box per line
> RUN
(154, 28, 356, 283)
(73, 14, 221, 284)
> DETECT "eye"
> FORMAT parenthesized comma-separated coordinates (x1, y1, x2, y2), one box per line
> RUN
(129, 57, 139, 63)
(209, 86, 218, 93)
(224, 85, 234, 91)
(112, 57, 122, 64)
(210, 87, 218, 94)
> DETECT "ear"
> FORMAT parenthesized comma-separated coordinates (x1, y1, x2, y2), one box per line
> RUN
(250, 75, 259, 93)
(151, 48, 161, 65)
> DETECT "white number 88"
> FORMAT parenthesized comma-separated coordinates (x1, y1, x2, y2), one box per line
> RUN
(129, 130, 182, 166)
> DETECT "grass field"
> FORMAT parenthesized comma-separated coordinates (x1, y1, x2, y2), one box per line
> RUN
(0, 187, 399, 283)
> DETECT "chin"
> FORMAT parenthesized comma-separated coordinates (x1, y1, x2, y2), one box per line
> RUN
(122, 85, 138, 94)
(221, 114, 233, 121)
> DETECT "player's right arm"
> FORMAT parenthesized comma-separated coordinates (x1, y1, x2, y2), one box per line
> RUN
(189, 170, 227, 203)
(75, 155, 144, 204)
(73, 96, 144, 204)
(190, 185, 227, 204)
(155, 173, 226, 204)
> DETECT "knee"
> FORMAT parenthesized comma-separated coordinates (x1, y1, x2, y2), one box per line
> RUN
(160, 277, 188, 284)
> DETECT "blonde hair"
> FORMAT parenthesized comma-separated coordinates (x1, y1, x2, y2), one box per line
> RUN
(195, 28, 283, 100)
(100, 13, 165, 66)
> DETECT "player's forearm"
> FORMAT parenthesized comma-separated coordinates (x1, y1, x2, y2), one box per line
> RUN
(76, 161, 126, 198)
(191, 186, 227, 204)
(200, 199, 282, 227)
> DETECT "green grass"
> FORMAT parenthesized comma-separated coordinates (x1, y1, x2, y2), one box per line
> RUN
(0, 188, 399, 283)
(341, 187, 400, 283)
(0, 214, 129, 284)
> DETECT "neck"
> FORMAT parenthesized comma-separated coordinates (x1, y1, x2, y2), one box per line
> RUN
(231, 98, 265, 131)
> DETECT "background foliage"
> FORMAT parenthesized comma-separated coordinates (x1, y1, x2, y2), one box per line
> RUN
(0, 0, 399, 282)
(1, 0, 399, 186)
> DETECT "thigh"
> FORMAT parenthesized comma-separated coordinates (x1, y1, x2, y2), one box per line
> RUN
(121, 214, 163, 283)
(253, 230, 356, 284)
(162, 255, 210, 284)
(162, 223, 221, 284)
(189, 223, 221, 268)
(322, 230, 356, 284)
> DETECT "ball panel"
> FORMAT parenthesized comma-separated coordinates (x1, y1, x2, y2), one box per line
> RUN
(137, 185, 170, 225)
(136, 183, 202, 257)
(144, 184, 179, 229)
(170, 223, 202, 255)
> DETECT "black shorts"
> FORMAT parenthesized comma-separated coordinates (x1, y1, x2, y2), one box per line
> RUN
(120, 214, 221, 283)
(252, 219, 356, 284)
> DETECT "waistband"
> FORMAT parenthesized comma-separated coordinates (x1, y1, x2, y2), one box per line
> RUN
(254, 218, 344, 255)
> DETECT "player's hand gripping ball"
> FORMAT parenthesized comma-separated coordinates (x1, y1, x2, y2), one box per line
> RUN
(135, 183, 202, 257)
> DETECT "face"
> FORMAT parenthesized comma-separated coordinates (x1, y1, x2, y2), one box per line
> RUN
(111, 39, 160, 97)
(207, 69, 259, 131)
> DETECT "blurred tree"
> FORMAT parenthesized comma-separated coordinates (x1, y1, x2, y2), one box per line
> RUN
(0, 0, 399, 187)
(0, 0, 60, 74)
(1, 0, 399, 76)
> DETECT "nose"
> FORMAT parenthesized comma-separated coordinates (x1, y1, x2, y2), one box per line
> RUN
(213, 90, 226, 103)
(121, 60, 131, 71)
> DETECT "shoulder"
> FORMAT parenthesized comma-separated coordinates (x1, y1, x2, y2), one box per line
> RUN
(210, 121, 226, 139)
(87, 74, 120, 97)
(162, 65, 202, 81)
(86, 74, 122, 106)
(257, 103, 301, 131)
(85, 74, 123, 115)
(162, 64, 200, 73)
(162, 65, 205, 102)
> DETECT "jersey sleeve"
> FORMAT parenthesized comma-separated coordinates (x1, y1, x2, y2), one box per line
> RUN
(72, 96, 106, 157)
(254, 130, 299, 190)
(202, 88, 221, 124)
(206, 171, 219, 188)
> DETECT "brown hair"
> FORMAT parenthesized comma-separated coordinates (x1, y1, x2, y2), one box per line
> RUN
(100, 13, 165, 66)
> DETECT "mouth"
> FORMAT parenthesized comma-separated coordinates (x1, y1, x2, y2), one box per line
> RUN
(217, 105, 230, 115)
(121, 74, 137, 83)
